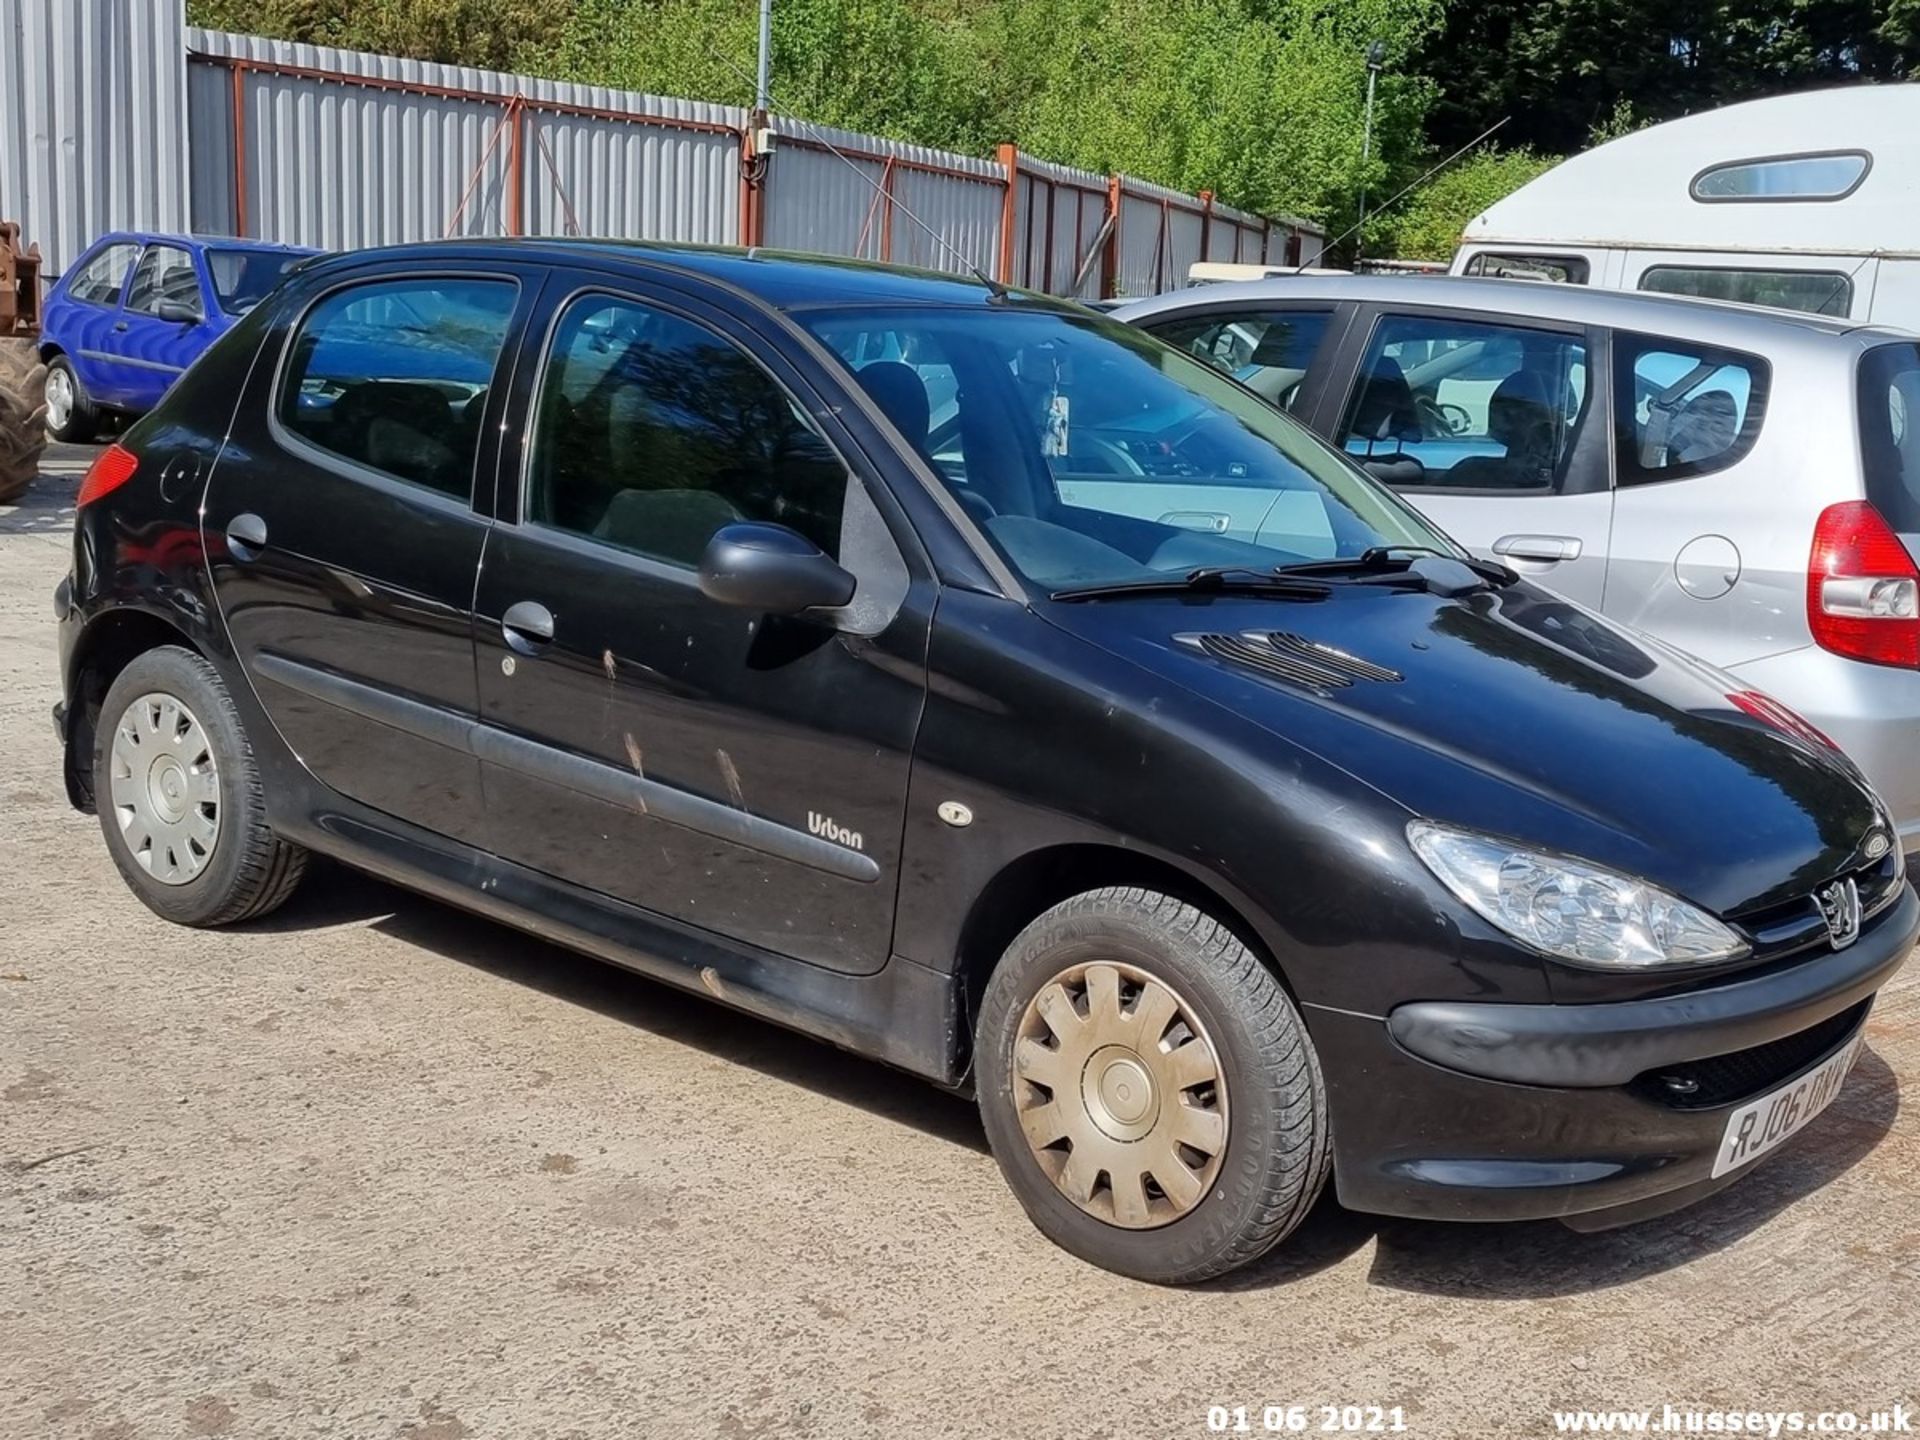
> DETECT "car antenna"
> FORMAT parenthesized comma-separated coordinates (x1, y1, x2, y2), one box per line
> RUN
(703, 47, 1013, 300)
(1300, 117, 1511, 274)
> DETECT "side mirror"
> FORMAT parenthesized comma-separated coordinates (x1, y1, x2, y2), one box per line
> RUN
(155, 299, 201, 325)
(698, 522, 855, 616)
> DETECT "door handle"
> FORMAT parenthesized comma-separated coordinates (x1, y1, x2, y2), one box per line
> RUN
(225, 512, 268, 562)
(1492, 533, 1582, 564)
(501, 600, 555, 655)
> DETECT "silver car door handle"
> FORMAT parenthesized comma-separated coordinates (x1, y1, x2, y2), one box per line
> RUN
(1492, 534, 1582, 563)
(501, 599, 555, 654)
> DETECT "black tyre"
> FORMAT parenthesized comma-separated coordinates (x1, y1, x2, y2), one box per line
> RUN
(0, 339, 47, 503)
(976, 887, 1330, 1284)
(45, 354, 99, 444)
(92, 645, 307, 927)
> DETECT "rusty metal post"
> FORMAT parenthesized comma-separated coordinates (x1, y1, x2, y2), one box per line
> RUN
(506, 97, 525, 236)
(231, 64, 250, 237)
(1198, 190, 1213, 266)
(996, 143, 1020, 286)
(1102, 174, 1124, 299)
(879, 157, 897, 263)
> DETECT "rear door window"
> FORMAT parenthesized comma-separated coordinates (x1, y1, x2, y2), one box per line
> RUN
(1337, 313, 1590, 491)
(1859, 343, 1920, 532)
(1141, 307, 1334, 413)
(1614, 335, 1768, 485)
(1638, 266, 1853, 318)
(66, 242, 142, 307)
(276, 276, 518, 501)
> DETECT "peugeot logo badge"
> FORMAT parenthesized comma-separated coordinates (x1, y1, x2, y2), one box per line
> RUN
(1817, 877, 1862, 950)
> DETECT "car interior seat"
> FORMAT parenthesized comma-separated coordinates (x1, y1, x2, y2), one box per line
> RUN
(1444, 371, 1559, 489)
(1666, 389, 1741, 466)
(593, 488, 744, 566)
(329, 382, 460, 491)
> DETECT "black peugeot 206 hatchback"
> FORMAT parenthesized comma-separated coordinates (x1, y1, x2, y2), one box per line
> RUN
(54, 241, 1915, 1283)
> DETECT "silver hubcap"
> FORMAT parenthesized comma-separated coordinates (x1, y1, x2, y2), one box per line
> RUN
(1013, 960, 1229, 1229)
(46, 367, 73, 432)
(108, 692, 220, 885)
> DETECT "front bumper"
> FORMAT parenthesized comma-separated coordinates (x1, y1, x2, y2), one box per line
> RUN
(1315, 883, 1918, 1225)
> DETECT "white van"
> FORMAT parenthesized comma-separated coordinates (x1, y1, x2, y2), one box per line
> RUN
(1451, 86, 1920, 330)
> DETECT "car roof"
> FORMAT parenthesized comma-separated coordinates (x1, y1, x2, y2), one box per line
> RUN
(1114, 273, 1907, 352)
(300, 238, 1040, 312)
(94, 230, 320, 256)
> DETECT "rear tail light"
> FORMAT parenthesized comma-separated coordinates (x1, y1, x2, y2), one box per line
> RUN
(1726, 689, 1839, 751)
(76, 443, 140, 508)
(1807, 501, 1920, 667)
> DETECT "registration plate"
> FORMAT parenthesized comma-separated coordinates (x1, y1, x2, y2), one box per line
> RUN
(1711, 1033, 1862, 1178)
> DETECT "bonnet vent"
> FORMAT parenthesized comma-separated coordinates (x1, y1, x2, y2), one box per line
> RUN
(1182, 631, 1404, 691)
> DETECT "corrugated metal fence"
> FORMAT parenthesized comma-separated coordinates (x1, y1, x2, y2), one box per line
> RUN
(2, 0, 1325, 295)
(1, 0, 192, 280)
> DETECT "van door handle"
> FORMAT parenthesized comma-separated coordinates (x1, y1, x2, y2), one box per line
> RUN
(1492, 533, 1582, 563)
(225, 512, 268, 561)
(501, 600, 555, 655)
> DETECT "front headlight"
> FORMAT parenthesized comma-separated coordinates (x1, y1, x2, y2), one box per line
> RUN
(1407, 821, 1749, 970)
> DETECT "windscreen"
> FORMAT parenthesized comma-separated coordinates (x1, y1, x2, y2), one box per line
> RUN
(206, 248, 307, 317)
(1859, 343, 1920, 533)
(802, 305, 1450, 591)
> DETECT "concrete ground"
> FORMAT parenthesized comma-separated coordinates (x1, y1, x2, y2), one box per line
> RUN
(3, 450, 1917, 1440)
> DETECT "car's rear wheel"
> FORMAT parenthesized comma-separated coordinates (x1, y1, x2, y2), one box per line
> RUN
(45, 355, 98, 444)
(976, 886, 1330, 1284)
(93, 645, 307, 926)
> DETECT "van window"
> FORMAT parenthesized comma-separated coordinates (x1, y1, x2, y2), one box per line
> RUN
(1638, 266, 1853, 318)
(1692, 151, 1869, 202)
(1338, 314, 1589, 492)
(278, 277, 517, 500)
(1859, 343, 1920, 532)
(526, 294, 849, 567)
(1614, 335, 1768, 485)
(1144, 308, 1333, 412)
(1463, 253, 1590, 285)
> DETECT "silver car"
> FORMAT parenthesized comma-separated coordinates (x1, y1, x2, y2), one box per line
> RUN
(1115, 276, 1920, 850)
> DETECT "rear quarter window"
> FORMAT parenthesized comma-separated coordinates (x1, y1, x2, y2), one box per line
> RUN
(1613, 333, 1769, 486)
(1859, 343, 1920, 531)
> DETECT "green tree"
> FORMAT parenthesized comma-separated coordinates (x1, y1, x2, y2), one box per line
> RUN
(186, 0, 564, 68)
(1371, 145, 1557, 260)
(1417, 0, 1920, 155)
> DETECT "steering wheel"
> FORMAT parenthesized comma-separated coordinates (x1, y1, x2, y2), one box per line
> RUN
(1419, 399, 1474, 436)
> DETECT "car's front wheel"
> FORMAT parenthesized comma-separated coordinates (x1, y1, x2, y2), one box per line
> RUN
(45, 355, 99, 444)
(976, 887, 1330, 1284)
(92, 645, 307, 927)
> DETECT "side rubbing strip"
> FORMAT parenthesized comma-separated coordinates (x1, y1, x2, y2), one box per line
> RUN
(252, 653, 881, 884)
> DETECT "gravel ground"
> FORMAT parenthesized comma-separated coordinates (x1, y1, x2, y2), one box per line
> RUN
(3, 454, 1918, 1440)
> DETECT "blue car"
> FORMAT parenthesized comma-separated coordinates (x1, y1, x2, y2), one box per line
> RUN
(41, 231, 318, 442)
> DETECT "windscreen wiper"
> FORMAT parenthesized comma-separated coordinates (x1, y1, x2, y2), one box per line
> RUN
(1051, 566, 1334, 602)
(1274, 546, 1518, 589)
